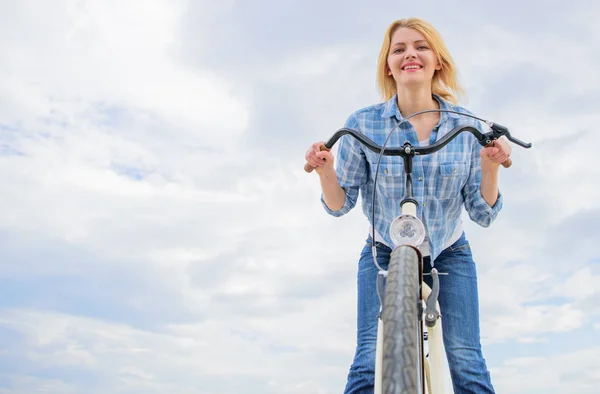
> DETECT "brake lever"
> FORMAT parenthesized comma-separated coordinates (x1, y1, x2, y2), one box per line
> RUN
(505, 134, 532, 149)
(482, 122, 533, 149)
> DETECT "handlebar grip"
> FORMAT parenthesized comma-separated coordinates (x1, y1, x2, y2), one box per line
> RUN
(304, 144, 330, 173)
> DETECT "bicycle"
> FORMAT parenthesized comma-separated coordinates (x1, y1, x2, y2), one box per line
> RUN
(304, 109, 532, 393)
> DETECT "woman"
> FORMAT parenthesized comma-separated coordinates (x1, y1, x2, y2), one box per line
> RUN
(305, 18, 511, 394)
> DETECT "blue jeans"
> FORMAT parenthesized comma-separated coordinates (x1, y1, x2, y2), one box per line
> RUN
(343, 232, 495, 394)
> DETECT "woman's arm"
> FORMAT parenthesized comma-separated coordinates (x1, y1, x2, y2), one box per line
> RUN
(480, 139, 511, 207)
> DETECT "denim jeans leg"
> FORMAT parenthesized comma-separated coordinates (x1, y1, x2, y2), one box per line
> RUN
(423, 232, 495, 394)
(344, 239, 390, 394)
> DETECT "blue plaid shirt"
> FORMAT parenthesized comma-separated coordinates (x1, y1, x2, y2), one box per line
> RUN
(321, 94, 503, 261)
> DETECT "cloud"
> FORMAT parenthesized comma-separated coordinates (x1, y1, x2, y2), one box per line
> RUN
(0, 0, 247, 152)
(0, 306, 354, 394)
(492, 346, 600, 393)
(0, 0, 599, 393)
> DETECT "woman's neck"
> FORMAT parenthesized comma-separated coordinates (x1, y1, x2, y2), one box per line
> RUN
(395, 87, 439, 118)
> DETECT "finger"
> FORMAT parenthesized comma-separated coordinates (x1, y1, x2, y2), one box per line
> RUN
(492, 141, 513, 168)
(307, 157, 323, 167)
(490, 144, 508, 158)
(309, 145, 328, 157)
(494, 155, 509, 163)
(315, 151, 331, 160)
(492, 155, 509, 163)
(494, 141, 512, 156)
(312, 142, 326, 153)
(311, 159, 328, 168)
(491, 151, 507, 161)
(305, 150, 314, 162)
(306, 151, 322, 165)
(480, 147, 499, 157)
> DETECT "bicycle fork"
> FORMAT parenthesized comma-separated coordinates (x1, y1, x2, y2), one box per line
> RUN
(422, 269, 447, 394)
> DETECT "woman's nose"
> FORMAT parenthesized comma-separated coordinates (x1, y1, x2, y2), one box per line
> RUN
(404, 49, 417, 59)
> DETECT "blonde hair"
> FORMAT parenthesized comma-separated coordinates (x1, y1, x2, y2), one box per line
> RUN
(376, 18, 463, 103)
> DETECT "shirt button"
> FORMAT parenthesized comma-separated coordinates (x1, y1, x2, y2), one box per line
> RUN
(418, 176, 423, 181)
(384, 169, 388, 174)
(423, 203, 426, 207)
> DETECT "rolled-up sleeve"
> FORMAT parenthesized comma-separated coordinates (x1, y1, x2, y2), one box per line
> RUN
(320, 113, 368, 217)
(461, 132, 503, 227)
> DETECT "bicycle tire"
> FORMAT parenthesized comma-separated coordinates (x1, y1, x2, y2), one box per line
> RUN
(382, 245, 422, 394)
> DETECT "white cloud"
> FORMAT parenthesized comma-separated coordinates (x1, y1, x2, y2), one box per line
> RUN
(484, 303, 584, 343)
(1, 1, 599, 393)
(0, 0, 253, 247)
(492, 347, 600, 393)
(0, 307, 352, 394)
(0, 0, 247, 148)
(550, 266, 600, 301)
(270, 45, 365, 80)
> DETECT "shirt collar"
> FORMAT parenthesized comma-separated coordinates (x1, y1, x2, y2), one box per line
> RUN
(381, 93, 460, 122)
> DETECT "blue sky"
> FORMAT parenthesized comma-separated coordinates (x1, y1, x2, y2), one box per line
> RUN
(0, 0, 599, 393)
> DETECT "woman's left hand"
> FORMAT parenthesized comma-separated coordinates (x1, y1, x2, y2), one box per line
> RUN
(480, 137, 512, 172)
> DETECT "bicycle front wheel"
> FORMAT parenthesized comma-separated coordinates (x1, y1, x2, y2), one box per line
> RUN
(382, 245, 423, 394)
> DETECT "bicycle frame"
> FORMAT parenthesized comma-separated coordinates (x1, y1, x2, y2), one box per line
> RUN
(305, 110, 532, 393)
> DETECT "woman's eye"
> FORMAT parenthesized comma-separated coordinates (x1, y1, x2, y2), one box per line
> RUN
(418, 45, 428, 50)
(394, 48, 404, 53)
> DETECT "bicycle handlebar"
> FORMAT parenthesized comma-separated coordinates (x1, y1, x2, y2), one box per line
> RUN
(304, 121, 532, 173)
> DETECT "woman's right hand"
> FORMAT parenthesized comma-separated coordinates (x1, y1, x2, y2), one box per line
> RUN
(305, 141, 335, 174)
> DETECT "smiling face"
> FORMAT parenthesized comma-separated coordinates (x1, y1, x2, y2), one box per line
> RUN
(387, 27, 441, 90)
(376, 18, 462, 103)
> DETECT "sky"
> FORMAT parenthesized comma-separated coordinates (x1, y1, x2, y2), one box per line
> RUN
(0, 0, 599, 393)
